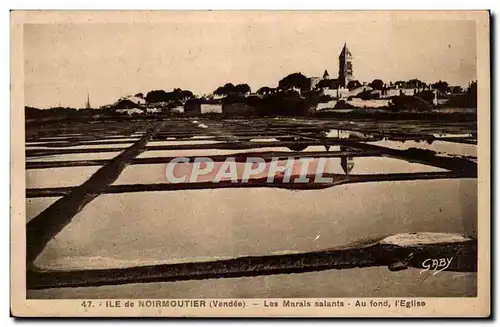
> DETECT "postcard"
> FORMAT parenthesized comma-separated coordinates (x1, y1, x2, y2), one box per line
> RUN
(10, 10, 490, 317)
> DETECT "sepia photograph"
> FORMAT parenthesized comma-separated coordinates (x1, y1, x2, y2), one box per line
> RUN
(10, 10, 490, 317)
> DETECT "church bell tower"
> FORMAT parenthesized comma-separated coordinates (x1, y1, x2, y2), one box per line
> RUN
(339, 43, 353, 88)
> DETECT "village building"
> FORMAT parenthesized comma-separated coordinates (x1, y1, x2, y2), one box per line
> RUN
(309, 76, 321, 90)
(117, 94, 146, 106)
(116, 108, 144, 116)
(184, 99, 223, 115)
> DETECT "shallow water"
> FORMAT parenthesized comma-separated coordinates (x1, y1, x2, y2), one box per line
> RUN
(112, 157, 446, 185)
(249, 138, 280, 142)
(137, 147, 293, 158)
(83, 138, 140, 143)
(26, 197, 62, 222)
(26, 141, 60, 146)
(26, 166, 101, 188)
(326, 129, 376, 139)
(33, 179, 477, 271)
(368, 140, 476, 157)
(26, 151, 123, 162)
(147, 140, 223, 146)
(432, 133, 473, 138)
(191, 136, 215, 139)
(30, 137, 138, 143)
(56, 133, 85, 136)
(26, 143, 133, 150)
(33, 136, 75, 141)
(137, 146, 346, 159)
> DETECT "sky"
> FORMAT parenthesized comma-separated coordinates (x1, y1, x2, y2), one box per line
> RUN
(24, 15, 477, 109)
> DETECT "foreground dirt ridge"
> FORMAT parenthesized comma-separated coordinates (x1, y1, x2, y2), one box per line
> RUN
(27, 235, 477, 290)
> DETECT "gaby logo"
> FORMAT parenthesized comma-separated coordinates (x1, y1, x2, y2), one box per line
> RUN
(164, 157, 341, 184)
(420, 257, 454, 275)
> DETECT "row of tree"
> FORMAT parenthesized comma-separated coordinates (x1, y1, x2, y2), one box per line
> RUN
(213, 83, 251, 96)
(365, 79, 470, 94)
(255, 72, 470, 95)
(144, 88, 194, 103)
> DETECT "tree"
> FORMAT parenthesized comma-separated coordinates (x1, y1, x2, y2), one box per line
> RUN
(389, 95, 433, 112)
(358, 89, 379, 100)
(172, 88, 195, 101)
(234, 83, 251, 94)
(415, 90, 436, 103)
(214, 83, 236, 96)
(431, 81, 450, 94)
(214, 83, 250, 97)
(369, 79, 384, 90)
(259, 92, 310, 116)
(278, 72, 309, 91)
(214, 86, 227, 96)
(145, 90, 169, 103)
(467, 81, 477, 107)
(440, 81, 477, 108)
(394, 81, 406, 88)
(113, 99, 138, 109)
(407, 79, 426, 88)
(467, 81, 477, 96)
(180, 90, 194, 100)
(316, 79, 339, 89)
(257, 86, 273, 95)
(346, 80, 362, 90)
(145, 88, 194, 103)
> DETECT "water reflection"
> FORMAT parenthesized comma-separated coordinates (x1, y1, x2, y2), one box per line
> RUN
(285, 143, 309, 152)
(283, 128, 476, 162)
(323, 129, 377, 140)
(340, 146, 354, 175)
(284, 141, 355, 175)
(368, 139, 476, 158)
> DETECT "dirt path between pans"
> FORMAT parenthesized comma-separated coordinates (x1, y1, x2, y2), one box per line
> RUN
(27, 237, 477, 290)
(26, 122, 165, 265)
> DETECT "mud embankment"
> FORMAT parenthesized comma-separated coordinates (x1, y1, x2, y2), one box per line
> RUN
(27, 235, 477, 290)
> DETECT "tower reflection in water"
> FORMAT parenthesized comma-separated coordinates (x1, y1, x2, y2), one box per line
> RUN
(340, 146, 354, 175)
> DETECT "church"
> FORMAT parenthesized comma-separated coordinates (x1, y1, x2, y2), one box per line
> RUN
(309, 43, 360, 98)
(310, 43, 438, 103)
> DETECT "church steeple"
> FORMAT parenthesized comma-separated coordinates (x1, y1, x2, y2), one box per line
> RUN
(85, 92, 91, 109)
(323, 69, 330, 79)
(339, 42, 352, 58)
(339, 42, 353, 88)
